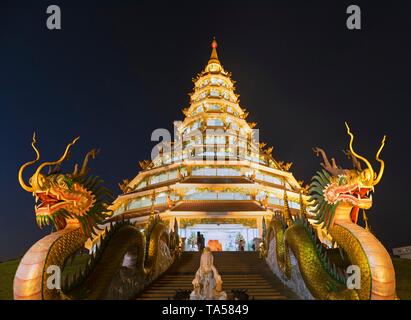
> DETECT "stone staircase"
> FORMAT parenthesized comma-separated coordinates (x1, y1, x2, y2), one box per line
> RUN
(136, 251, 298, 300)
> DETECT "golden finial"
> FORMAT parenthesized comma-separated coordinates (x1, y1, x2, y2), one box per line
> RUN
(208, 37, 220, 65)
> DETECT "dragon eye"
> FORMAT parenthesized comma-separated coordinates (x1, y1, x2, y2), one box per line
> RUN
(361, 169, 372, 182)
(56, 175, 67, 188)
(37, 174, 46, 188)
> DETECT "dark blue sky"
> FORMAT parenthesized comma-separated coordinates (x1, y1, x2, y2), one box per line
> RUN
(1, 0, 410, 261)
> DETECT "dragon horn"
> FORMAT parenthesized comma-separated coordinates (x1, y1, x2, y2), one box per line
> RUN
(34, 136, 80, 179)
(18, 133, 40, 192)
(345, 122, 375, 179)
(79, 148, 99, 176)
(373, 135, 386, 186)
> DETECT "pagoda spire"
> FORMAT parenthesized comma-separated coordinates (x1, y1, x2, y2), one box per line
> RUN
(208, 37, 220, 65)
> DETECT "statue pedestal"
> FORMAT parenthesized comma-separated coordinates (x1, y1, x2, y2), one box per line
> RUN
(190, 289, 227, 300)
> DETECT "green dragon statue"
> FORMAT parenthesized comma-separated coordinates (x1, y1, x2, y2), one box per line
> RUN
(14, 134, 177, 300)
(265, 123, 396, 300)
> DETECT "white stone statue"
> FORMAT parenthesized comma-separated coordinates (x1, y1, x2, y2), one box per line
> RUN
(190, 247, 227, 300)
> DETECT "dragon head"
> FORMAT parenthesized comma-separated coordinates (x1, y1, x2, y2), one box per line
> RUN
(309, 123, 386, 230)
(18, 134, 113, 236)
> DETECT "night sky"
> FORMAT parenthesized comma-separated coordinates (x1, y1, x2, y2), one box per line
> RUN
(1, 1, 410, 261)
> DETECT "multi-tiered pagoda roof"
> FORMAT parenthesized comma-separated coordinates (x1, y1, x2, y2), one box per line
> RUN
(109, 39, 307, 237)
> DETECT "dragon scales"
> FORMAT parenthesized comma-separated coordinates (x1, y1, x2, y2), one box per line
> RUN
(264, 123, 396, 300)
(14, 134, 178, 300)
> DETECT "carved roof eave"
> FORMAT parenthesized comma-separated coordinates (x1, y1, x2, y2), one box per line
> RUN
(190, 86, 238, 104)
(126, 159, 298, 189)
(108, 200, 303, 222)
(192, 73, 235, 88)
(115, 176, 306, 210)
(179, 112, 250, 133)
(193, 68, 230, 83)
(185, 101, 245, 120)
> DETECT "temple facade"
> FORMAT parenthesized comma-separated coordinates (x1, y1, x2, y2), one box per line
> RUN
(109, 39, 308, 251)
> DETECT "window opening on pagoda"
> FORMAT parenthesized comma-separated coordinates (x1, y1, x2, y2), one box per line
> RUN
(217, 168, 240, 176)
(170, 193, 180, 201)
(268, 196, 281, 206)
(289, 201, 300, 209)
(208, 104, 220, 111)
(216, 149, 226, 158)
(155, 192, 168, 205)
(255, 172, 282, 185)
(128, 196, 151, 210)
(207, 118, 224, 126)
(191, 121, 201, 130)
(149, 170, 178, 185)
(215, 136, 225, 144)
(256, 191, 266, 201)
(230, 123, 239, 130)
(250, 154, 260, 164)
(137, 180, 147, 189)
(238, 140, 246, 148)
(168, 170, 178, 180)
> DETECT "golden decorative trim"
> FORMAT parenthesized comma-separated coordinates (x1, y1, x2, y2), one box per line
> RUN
(179, 217, 257, 228)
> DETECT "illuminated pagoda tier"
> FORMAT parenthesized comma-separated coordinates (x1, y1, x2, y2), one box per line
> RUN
(110, 39, 308, 251)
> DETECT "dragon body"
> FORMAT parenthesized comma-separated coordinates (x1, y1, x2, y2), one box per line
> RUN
(14, 123, 397, 300)
(14, 135, 177, 300)
(265, 124, 396, 300)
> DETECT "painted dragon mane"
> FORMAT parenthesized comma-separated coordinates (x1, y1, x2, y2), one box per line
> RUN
(14, 134, 178, 300)
(18, 133, 113, 236)
(264, 123, 396, 300)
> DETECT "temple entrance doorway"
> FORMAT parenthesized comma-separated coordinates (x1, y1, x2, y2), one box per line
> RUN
(180, 223, 259, 251)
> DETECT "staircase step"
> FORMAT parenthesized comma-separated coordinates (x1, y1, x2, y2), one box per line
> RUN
(136, 251, 298, 300)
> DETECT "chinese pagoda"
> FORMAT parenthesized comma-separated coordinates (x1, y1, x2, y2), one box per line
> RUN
(109, 39, 307, 251)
